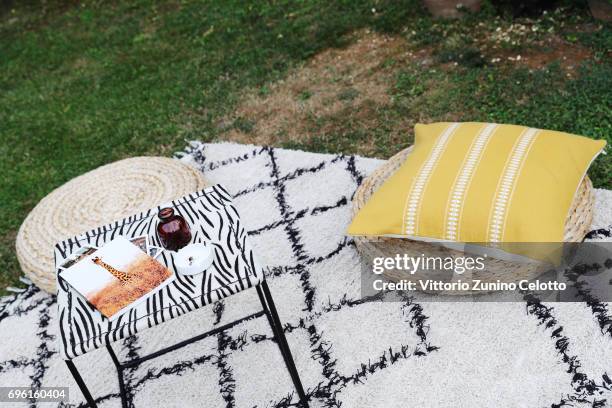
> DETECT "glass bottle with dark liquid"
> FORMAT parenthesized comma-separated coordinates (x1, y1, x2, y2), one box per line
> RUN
(156, 207, 192, 251)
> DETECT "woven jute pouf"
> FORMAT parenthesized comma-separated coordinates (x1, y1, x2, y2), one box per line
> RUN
(16, 157, 209, 294)
(352, 146, 595, 295)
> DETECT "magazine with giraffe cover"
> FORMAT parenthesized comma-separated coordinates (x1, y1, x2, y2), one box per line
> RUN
(59, 236, 175, 321)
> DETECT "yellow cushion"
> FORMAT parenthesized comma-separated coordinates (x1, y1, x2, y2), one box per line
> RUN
(348, 122, 605, 243)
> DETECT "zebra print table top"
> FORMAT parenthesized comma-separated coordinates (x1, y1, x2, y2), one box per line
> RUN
(54, 184, 263, 360)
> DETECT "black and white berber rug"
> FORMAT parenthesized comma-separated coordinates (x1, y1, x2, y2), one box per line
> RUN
(1, 142, 611, 408)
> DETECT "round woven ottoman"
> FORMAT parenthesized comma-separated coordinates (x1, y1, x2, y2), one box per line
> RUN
(352, 146, 594, 295)
(16, 157, 209, 294)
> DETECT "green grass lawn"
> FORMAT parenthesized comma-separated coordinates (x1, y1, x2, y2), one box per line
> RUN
(1, 0, 610, 294)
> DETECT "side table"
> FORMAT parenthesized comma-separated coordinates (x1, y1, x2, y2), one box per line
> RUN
(55, 185, 308, 407)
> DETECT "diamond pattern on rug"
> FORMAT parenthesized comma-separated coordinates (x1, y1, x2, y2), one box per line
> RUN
(0, 142, 611, 407)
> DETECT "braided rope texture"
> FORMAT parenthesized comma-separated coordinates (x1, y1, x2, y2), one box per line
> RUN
(16, 157, 209, 293)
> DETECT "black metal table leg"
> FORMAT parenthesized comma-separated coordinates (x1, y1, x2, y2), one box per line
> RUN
(65, 283, 305, 408)
(257, 281, 309, 407)
(106, 345, 129, 408)
(65, 359, 97, 408)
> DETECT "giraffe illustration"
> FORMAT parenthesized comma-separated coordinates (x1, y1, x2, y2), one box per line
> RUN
(92, 257, 132, 284)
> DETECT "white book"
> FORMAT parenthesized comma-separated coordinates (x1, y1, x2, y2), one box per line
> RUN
(60, 236, 175, 321)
